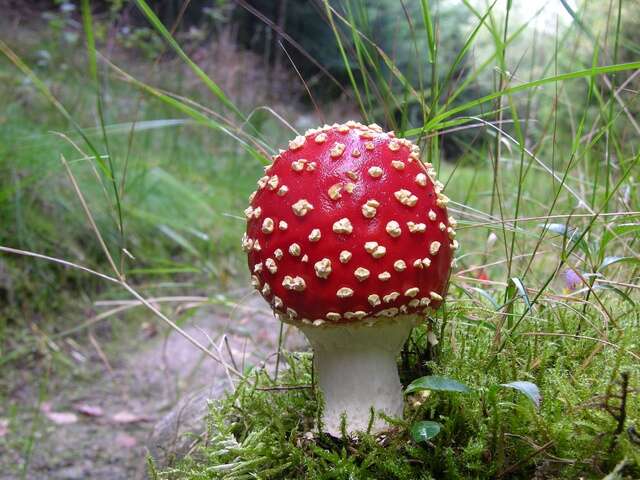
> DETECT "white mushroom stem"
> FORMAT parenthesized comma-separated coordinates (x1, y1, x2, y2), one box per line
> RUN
(299, 316, 417, 437)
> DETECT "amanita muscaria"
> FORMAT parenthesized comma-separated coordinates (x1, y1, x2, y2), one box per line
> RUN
(243, 121, 457, 436)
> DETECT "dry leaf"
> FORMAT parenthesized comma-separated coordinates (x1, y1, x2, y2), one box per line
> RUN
(73, 404, 104, 417)
(111, 411, 152, 424)
(45, 411, 78, 425)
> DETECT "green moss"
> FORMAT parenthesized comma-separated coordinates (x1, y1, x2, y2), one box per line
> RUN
(160, 305, 640, 479)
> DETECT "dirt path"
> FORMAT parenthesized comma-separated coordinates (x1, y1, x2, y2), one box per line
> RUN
(0, 291, 306, 480)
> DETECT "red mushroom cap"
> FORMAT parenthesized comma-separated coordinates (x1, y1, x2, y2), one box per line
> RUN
(243, 121, 457, 325)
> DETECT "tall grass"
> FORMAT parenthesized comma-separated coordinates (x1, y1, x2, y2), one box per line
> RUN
(1, 0, 639, 478)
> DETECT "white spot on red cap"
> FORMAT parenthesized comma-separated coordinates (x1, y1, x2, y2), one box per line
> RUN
(415, 173, 427, 187)
(329, 142, 346, 158)
(292, 199, 314, 216)
(383, 292, 400, 303)
(428, 209, 437, 221)
(407, 222, 426, 233)
(430, 291, 443, 301)
(391, 160, 405, 170)
(289, 135, 306, 150)
(378, 271, 391, 281)
(361, 199, 380, 219)
(267, 175, 279, 190)
(332, 218, 353, 234)
(308, 229, 321, 242)
(336, 287, 354, 298)
(265, 258, 277, 274)
(385, 221, 402, 238)
(354, 267, 370, 282)
(314, 258, 332, 279)
(289, 243, 301, 256)
(404, 287, 419, 298)
(368, 294, 381, 307)
(393, 260, 406, 272)
(328, 183, 343, 200)
(282, 275, 306, 292)
(278, 220, 288, 231)
(277, 185, 288, 196)
(394, 189, 418, 207)
(314, 133, 327, 144)
(261, 218, 274, 234)
(368, 166, 383, 178)
(430, 241, 441, 255)
(339, 250, 352, 263)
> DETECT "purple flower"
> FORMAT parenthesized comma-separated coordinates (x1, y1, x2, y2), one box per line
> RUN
(564, 268, 581, 291)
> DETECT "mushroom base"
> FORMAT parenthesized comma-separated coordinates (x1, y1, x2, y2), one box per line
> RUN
(299, 316, 417, 437)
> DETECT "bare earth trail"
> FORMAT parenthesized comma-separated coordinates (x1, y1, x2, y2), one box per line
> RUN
(1, 292, 306, 480)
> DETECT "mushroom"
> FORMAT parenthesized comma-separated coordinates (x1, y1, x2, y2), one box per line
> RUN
(243, 121, 456, 436)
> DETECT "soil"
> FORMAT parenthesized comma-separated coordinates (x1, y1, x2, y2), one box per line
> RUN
(0, 291, 307, 480)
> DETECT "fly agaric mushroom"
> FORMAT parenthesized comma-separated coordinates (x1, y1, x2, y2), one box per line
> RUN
(243, 121, 456, 436)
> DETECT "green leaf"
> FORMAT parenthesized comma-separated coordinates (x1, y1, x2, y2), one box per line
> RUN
(600, 223, 640, 253)
(506, 277, 531, 309)
(409, 60, 640, 133)
(410, 421, 442, 443)
(406, 376, 472, 394)
(500, 381, 541, 408)
(599, 256, 640, 270)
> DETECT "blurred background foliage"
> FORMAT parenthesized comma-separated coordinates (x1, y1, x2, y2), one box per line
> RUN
(1, 0, 639, 371)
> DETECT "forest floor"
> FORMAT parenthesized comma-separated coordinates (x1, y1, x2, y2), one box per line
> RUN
(0, 292, 306, 480)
